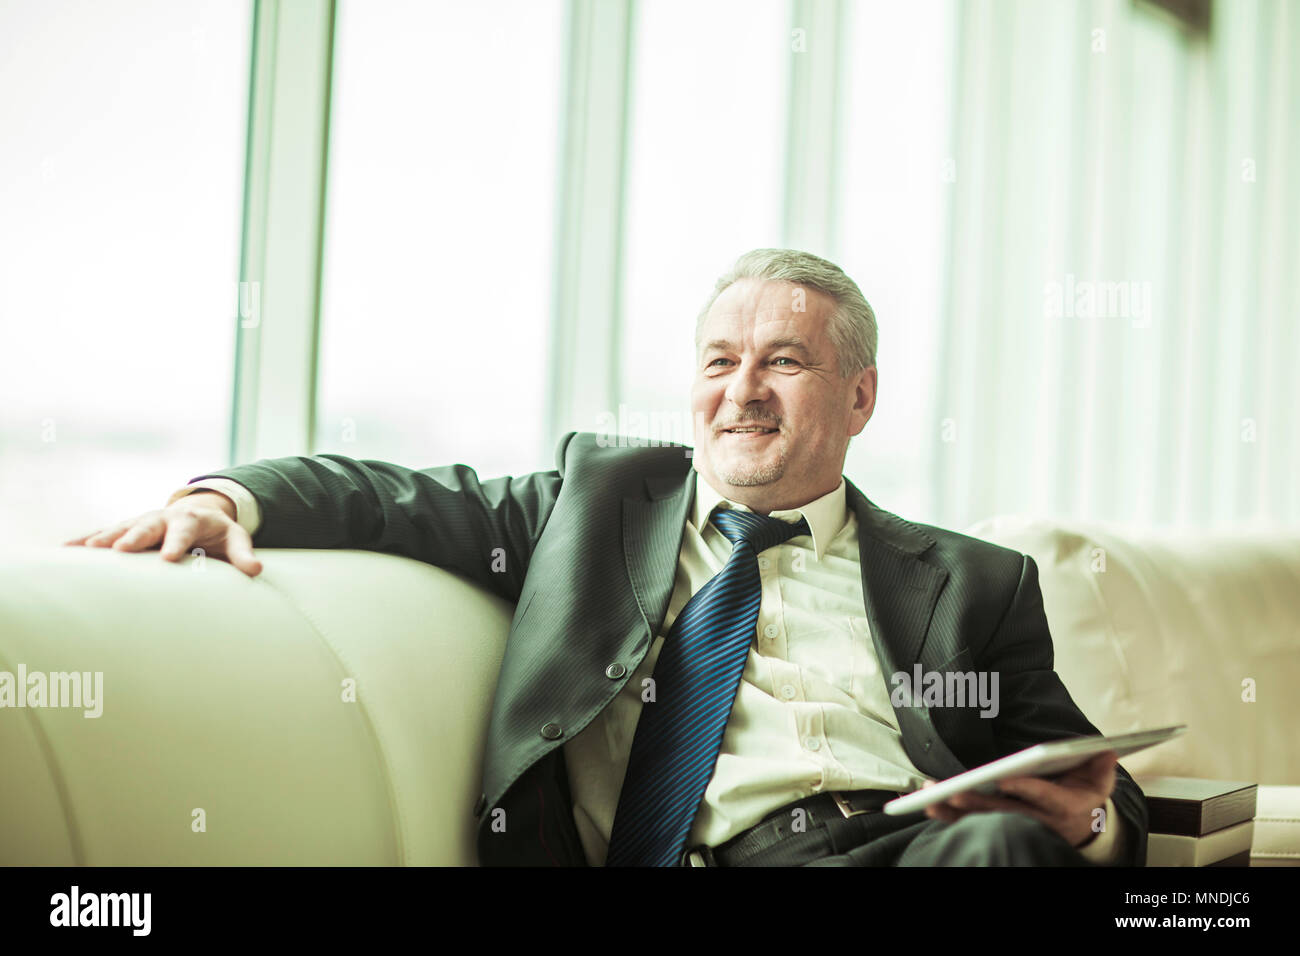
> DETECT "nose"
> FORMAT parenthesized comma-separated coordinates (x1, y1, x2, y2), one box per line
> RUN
(724, 358, 772, 409)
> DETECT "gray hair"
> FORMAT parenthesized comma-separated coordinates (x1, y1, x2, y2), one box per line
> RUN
(695, 248, 878, 377)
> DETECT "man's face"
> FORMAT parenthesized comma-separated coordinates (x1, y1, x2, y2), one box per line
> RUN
(691, 277, 877, 512)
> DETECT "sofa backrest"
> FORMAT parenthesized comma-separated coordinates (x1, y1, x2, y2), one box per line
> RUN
(965, 516, 1300, 786)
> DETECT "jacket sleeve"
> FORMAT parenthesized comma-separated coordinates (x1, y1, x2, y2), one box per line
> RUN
(185, 432, 575, 603)
(976, 553, 1149, 867)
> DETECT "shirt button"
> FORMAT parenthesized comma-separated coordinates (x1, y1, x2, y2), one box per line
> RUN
(605, 663, 627, 679)
(780, 684, 797, 700)
(763, 624, 780, 639)
(541, 722, 563, 740)
(804, 737, 821, 752)
(758, 556, 771, 570)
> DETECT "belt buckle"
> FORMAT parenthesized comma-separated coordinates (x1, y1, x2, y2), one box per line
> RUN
(831, 791, 879, 819)
(682, 844, 717, 867)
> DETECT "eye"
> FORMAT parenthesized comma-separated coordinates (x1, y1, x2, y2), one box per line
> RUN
(707, 357, 733, 368)
(772, 356, 800, 366)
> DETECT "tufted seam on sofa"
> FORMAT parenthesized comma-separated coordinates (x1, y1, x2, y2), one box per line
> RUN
(251, 569, 409, 865)
(0, 644, 85, 865)
(1067, 523, 1142, 719)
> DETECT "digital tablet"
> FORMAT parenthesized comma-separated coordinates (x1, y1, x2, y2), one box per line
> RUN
(882, 724, 1188, 816)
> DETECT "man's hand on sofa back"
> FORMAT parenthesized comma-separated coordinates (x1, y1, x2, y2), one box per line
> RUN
(62, 491, 263, 577)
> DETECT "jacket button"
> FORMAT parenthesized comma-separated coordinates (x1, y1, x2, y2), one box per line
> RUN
(605, 663, 627, 679)
(541, 722, 563, 740)
(473, 794, 487, 817)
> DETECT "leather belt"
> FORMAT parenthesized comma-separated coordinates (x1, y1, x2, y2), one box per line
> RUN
(680, 789, 902, 867)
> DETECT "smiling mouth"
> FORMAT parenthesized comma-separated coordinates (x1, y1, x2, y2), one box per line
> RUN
(719, 426, 778, 435)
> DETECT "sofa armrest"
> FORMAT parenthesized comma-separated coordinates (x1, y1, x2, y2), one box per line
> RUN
(0, 546, 512, 865)
(1252, 786, 1300, 866)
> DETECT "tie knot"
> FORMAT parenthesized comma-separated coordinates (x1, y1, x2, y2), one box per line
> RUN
(710, 507, 810, 554)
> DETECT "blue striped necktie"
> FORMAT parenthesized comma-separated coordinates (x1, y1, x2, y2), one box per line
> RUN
(605, 506, 811, 867)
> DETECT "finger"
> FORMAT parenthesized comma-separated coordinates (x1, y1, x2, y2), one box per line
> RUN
(998, 774, 1057, 801)
(224, 524, 262, 577)
(926, 803, 963, 823)
(1058, 752, 1117, 797)
(159, 514, 200, 561)
(955, 791, 1058, 830)
(1089, 750, 1119, 782)
(1068, 750, 1115, 776)
(951, 790, 1038, 814)
(1001, 774, 1112, 829)
(64, 531, 97, 546)
(1063, 751, 1117, 780)
(929, 796, 977, 815)
(113, 516, 164, 552)
(997, 776, 1074, 815)
(84, 521, 134, 547)
(1093, 759, 1118, 795)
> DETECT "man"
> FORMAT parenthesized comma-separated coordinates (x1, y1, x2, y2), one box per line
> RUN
(68, 249, 1148, 867)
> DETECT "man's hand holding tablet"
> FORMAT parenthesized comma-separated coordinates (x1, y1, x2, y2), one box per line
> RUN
(921, 750, 1120, 849)
(890, 725, 1188, 849)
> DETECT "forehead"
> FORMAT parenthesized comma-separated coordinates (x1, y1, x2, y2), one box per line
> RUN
(701, 277, 834, 345)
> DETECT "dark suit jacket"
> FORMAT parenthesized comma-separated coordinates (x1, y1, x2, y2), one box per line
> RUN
(198, 430, 1149, 866)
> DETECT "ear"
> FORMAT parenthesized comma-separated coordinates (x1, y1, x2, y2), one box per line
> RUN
(847, 366, 877, 437)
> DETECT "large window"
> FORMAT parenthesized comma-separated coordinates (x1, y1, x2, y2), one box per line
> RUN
(0, 0, 251, 547)
(836, 0, 954, 521)
(9, 0, 1290, 546)
(313, 0, 565, 478)
(615, 0, 789, 446)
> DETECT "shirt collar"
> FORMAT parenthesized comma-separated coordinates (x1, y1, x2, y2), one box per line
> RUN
(690, 468, 847, 560)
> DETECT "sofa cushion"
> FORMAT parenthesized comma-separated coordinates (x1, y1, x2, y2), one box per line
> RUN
(964, 515, 1300, 787)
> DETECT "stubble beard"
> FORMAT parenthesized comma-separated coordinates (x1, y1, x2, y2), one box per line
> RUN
(712, 434, 789, 487)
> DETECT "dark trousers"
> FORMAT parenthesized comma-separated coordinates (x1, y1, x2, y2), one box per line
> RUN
(732, 808, 1097, 867)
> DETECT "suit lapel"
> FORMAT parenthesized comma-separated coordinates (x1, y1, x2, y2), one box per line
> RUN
(622, 471, 694, 641)
(846, 479, 945, 667)
(846, 479, 967, 778)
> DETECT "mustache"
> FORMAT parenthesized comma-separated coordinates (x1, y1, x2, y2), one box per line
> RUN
(714, 413, 781, 432)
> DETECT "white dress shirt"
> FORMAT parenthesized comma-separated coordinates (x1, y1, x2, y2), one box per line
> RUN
(172, 469, 1125, 865)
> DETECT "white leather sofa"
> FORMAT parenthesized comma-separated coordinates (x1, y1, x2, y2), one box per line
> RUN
(1, 516, 1297, 866)
(965, 516, 1300, 867)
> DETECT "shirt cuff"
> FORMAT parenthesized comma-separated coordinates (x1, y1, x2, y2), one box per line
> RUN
(167, 478, 262, 537)
(1076, 797, 1126, 865)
